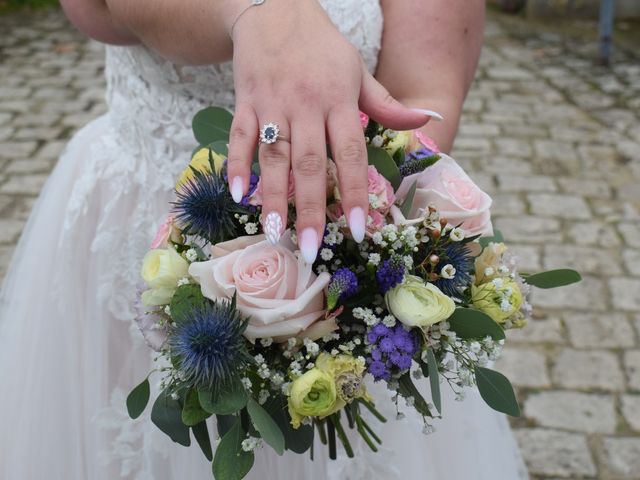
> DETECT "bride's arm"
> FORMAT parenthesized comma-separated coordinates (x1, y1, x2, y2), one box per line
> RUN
(377, 0, 485, 153)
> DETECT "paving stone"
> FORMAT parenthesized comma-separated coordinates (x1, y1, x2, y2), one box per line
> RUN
(487, 193, 527, 216)
(563, 312, 636, 349)
(599, 437, 640, 478)
(527, 193, 591, 220)
(619, 222, 640, 248)
(566, 220, 622, 247)
(609, 277, 640, 312)
(493, 216, 562, 243)
(543, 244, 622, 275)
(552, 349, 625, 392)
(496, 174, 557, 193)
(625, 350, 640, 391)
(524, 391, 616, 433)
(514, 429, 596, 477)
(507, 316, 566, 344)
(557, 177, 612, 199)
(621, 395, 640, 432)
(0, 174, 49, 196)
(494, 347, 550, 388)
(0, 141, 38, 160)
(0, 219, 26, 244)
(534, 276, 607, 311)
(622, 249, 640, 277)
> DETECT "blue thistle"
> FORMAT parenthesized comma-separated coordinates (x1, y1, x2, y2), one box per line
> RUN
(432, 241, 474, 298)
(375, 256, 406, 294)
(327, 268, 359, 310)
(173, 169, 247, 244)
(399, 150, 440, 177)
(170, 299, 251, 391)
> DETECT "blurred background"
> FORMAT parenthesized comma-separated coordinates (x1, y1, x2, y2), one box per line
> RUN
(0, 1, 638, 479)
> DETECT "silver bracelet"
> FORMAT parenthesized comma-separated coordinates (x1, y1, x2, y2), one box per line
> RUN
(230, 0, 266, 37)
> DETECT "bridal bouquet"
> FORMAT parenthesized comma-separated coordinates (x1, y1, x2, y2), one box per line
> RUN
(127, 107, 580, 479)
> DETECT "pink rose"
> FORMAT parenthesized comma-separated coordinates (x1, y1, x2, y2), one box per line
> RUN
(411, 131, 440, 154)
(151, 215, 180, 249)
(188, 234, 334, 342)
(249, 171, 296, 207)
(367, 165, 395, 211)
(327, 204, 386, 236)
(390, 154, 493, 237)
(359, 111, 370, 129)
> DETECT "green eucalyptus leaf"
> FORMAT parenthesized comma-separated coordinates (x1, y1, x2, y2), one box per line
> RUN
(524, 269, 582, 289)
(425, 349, 441, 414)
(199, 380, 248, 415)
(474, 366, 521, 417)
(192, 107, 233, 145)
(265, 396, 314, 454)
(206, 140, 229, 157)
(479, 229, 504, 248)
(247, 398, 285, 455)
(151, 389, 191, 446)
(448, 307, 506, 341)
(397, 374, 431, 417)
(182, 388, 211, 426)
(212, 420, 254, 480)
(399, 180, 418, 218)
(126, 377, 150, 419)
(170, 284, 207, 325)
(216, 414, 237, 438)
(367, 146, 401, 190)
(192, 421, 213, 461)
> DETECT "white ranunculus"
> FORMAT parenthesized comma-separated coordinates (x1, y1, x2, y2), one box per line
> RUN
(140, 248, 189, 306)
(385, 275, 455, 328)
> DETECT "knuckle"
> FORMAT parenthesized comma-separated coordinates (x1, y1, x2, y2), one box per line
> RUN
(296, 205, 324, 222)
(230, 125, 252, 144)
(260, 146, 289, 168)
(337, 139, 366, 166)
(292, 79, 320, 99)
(294, 153, 325, 177)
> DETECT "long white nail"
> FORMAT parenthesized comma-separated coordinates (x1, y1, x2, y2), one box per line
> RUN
(410, 108, 444, 121)
(230, 176, 243, 203)
(299, 228, 318, 264)
(349, 207, 366, 243)
(264, 212, 283, 245)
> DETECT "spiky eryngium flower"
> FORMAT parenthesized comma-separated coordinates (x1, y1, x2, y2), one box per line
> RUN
(432, 241, 474, 298)
(172, 169, 247, 244)
(399, 150, 440, 177)
(170, 299, 251, 391)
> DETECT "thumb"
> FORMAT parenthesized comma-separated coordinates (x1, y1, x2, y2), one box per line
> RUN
(358, 70, 442, 131)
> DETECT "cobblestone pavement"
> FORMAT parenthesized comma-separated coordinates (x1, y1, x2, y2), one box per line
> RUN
(1, 7, 639, 480)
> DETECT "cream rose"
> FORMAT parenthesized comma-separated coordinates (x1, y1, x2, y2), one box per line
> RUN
(188, 234, 333, 342)
(391, 154, 493, 237)
(385, 275, 455, 328)
(140, 248, 190, 306)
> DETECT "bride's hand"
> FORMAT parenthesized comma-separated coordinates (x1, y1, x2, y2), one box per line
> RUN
(225, 0, 434, 262)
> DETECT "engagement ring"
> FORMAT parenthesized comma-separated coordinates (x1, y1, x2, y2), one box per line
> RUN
(259, 123, 287, 144)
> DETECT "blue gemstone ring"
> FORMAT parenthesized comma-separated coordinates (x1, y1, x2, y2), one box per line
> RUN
(259, 123, 287, 145)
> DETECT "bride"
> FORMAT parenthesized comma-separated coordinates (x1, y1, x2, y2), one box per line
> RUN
(0, 0, 528, 478)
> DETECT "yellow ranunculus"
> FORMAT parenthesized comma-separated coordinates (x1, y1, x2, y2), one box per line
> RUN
(140, 248, 189, 306)
(383, 130, 411, 157)
(175, 148, 226, 189)
(385, 275, 455, 328)
(315, 354, 370, 403)
(288, 369, 339, 429)
(474, 242, 508, 285)
(471, 278, 523, 324)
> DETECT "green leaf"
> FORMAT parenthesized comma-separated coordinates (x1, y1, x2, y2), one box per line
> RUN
(425, 349, 441, 414)
(265, 396, 314, 454)
(212, 420, 254, 480)
(206, 140, 229, 157)
(182, 388, 211, 426)
(151, 389, 191, 446)
(479, 229, 504, 248)
(399, 180, 418, 218)
(525, 269, 582, 289)
(192, 107, 233, 145)
(247, 398, 285, 455)
(199, 380, 248, 415)
(397, 374, 431, 417)
(216, 414, 237, 438)
(367, 146, 401, 190)
(170, 284, 207, 325)
(474, 366, 521, 417)
(448, 307, 505, 341)
(126, 377, 150, 419)
(192, 421, 213, 461)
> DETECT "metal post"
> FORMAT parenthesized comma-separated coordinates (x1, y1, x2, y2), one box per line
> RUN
(598, 0, 615, 66)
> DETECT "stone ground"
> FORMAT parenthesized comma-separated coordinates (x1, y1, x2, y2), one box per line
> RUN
(1, 7, 639, 480)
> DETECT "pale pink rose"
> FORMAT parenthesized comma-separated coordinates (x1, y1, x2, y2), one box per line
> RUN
(367, 166, 396, 211)
(151, 215, 177, 249)
(391, 154, 493, 237)
(359, 112, 370, 129)
(189, 234, 333, 342)
(367, 210, 386, 234)
(414, 131, 440, 154)
(249, 171, 296, 207)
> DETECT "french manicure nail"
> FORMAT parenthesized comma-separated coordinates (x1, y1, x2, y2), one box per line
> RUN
(410, 108, 444, 121)
(299, 228, 318, 264)
(264, 211, 283, 245)
(349, 207, 366, 243)
(230, 176, 243, 203)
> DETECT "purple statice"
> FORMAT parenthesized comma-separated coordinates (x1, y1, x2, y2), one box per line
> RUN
(327, 268, 359, 310)
(366, 323, 419, 381)
(375, 256, 405, 294)
(399, 148, 440, 178)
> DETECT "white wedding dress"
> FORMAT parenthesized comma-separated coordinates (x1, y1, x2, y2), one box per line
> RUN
(0, 1, 528, 479)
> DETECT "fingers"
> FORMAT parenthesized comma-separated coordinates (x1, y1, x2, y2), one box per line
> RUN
(227, 102, 259, 203)
(291, 114, 328, 264)
(258, 115, 291, 246)
(327, 105, 368, 243)
(359, 69, 439, 131)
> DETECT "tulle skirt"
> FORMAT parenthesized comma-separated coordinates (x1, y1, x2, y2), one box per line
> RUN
(0, 115, 528, 480)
